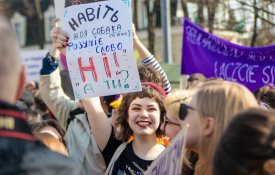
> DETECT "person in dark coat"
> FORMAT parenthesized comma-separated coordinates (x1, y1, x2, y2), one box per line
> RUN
(0, 16, 79, 175)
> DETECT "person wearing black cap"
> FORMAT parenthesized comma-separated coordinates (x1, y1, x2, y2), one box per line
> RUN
(0, 16, 79, 175)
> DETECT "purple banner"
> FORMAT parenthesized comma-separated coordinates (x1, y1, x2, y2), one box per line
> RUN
(181, 18, 275, 91)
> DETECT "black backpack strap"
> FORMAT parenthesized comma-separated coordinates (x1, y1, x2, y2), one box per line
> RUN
(66, 108, 85, 130)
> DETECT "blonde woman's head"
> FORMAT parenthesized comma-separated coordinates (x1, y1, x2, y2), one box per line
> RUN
(196, 80, 258, 143)
(162, 89, 197, 139)
(186, 80, 259, 174)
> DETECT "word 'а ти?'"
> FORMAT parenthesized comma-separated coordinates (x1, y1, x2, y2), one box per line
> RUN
(68, 5, 119, 31)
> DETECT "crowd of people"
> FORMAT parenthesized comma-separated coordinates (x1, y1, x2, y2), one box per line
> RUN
(0, 14, 275, 175)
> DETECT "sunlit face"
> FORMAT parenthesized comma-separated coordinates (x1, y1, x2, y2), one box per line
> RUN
(128, 97, 161, 137)
(161, 108, 181, 140)
(182, 96, 200, 152)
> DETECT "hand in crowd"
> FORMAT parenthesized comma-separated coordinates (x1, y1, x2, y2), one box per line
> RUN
(50, 19, 69, 55)
(25, 81, 38, 94)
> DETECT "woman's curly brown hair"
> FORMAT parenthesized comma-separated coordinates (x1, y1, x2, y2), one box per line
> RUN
(138, 65, 165, 88)
(115, 85, 166, 142)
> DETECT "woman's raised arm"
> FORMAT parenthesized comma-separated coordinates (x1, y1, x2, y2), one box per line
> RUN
(81, 97, 112, 151)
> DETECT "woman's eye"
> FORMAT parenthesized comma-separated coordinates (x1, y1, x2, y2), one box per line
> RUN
(148, 108, 157, 111)
(131, 107, 140, 111)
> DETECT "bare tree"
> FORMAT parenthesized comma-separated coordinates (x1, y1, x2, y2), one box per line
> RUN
(133, 0, 138, 29)
(197, 0, 205, 27)
(35, 0, 44, 49)
(2, 0, 52, 47)
(145, 0, 157, 54)
(235, 0, 275, 46)
(261, 0, 275, 44)
(202, 0, 275, 46)
(250, 0, 258, 46)
(181, 0, 189, 19)
(207, 0, 219, 33)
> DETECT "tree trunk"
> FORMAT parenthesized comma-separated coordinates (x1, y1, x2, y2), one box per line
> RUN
(181, 0, 189, 19)
(145, 0, 155, 55)
(197, 0, 204, 27)
(207, 0, 219, 33)
(170, 0, 177, 25)
(133, 0, 138, 29)
(35, 0, 44, 49)
(250, 0, 258, 46)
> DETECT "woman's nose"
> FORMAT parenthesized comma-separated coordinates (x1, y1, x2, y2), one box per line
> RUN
(139, 109, 149, 117)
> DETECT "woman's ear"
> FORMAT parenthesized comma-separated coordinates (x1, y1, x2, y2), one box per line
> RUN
(202, 117, 215, 137)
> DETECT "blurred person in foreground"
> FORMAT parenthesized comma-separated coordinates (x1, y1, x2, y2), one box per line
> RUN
(183, 80, 259, 175)
(0, 16, 78, 175)
(213, 108, 275, 175)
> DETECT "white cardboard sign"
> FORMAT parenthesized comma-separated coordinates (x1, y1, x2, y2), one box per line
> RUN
(63, 0, 141, 99)
(21, 50, 48, 82)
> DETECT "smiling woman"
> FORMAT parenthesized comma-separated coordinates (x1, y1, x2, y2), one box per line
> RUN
(82, 82, 167, 175)
(127, 97, 161, 136)
(115, 83, 166, 142)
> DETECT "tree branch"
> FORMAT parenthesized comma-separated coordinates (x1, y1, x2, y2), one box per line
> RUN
(236, 0, 275, 16)
(257, 15, 275, 26)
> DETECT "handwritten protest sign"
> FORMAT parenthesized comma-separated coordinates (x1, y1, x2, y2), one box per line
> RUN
(21, 50, 48, 82)
(181, 18, 275, 91)
(63, 0, 141, 99)
(145, 128, 186, 175)
(65, 0, 108, 8)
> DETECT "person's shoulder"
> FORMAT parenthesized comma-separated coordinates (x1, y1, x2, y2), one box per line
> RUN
(21, 146, 80, 175)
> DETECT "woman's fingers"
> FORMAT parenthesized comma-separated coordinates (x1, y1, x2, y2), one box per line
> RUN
(59, 28, 69, 38)
(50, 28, 57, 40)
(50, 26, 69, 48)
(57, 28, 69, 47)
(56, 38, 67, 48)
